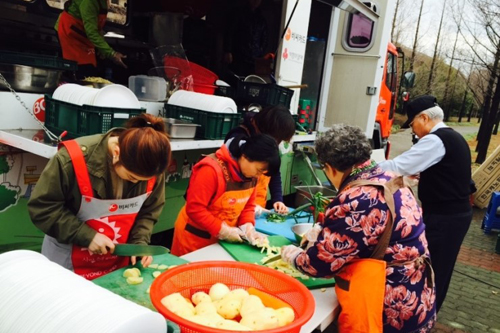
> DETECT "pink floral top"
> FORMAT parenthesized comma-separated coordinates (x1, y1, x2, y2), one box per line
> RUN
(294, 164, 436, 332)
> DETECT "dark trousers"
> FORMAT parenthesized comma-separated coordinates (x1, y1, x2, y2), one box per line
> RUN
(424, 209, 472, 312)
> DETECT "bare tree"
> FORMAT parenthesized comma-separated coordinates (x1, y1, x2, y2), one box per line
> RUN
(426, 0, 447, 94)
(442, 1, 464, 120)
(460, 0, 500, 163)
(409, 0, 425, 72)
(391, 0, 401, 42)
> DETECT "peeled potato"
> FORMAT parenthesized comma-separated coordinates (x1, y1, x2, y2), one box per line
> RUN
(123, 268, 140, 278)
(126, 276, 143, 285)
(192, 291, 211, 305)
(209, 283, 230, 301)
(240, 295, 264, 318)
(195, 301, 218, 316)
(152, 271, 162, 278)
(276, 307, 295, 326)
(158, 264, 168, 270)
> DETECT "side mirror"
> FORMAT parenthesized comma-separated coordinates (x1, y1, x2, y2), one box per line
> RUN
(403, 71, 416, 88)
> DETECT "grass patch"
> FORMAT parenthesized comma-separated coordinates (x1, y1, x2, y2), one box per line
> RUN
(391, 124, 401, 134)
(445, 121, 478, 127)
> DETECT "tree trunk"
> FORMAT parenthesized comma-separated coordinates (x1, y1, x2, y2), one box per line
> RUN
(442, 17, 462, 121)
(493, 112, 500, 135)
(467, 103, 474, 122)
(426, 0, 446, 94)
(476, 76, 500, 163)
(458, 88, 468, 122)
(410, 0, 425, 72)
(476, 46, 500, 151)
(391, 0, 401, 42)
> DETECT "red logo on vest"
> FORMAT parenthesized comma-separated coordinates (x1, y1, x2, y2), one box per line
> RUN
(109, 204, 118, 212)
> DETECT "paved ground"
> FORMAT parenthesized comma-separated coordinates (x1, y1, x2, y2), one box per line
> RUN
(321, 125, 500, 333)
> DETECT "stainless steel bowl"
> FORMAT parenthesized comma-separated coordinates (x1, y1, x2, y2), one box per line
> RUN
(0, 64, 63, 93)
(292, 223, 314, 244)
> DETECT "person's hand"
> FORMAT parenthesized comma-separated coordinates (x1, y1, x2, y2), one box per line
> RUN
(299, 224, 322, 250)
(131, 255, 153, 267)
(273, 202, 288, 215)
(88, 233, 115, 255)
(223, 52, 233, 64)
(239, 223, 269, 247)
(217, 222, 244, 243)
(112, 51, 127, 68)
(255, 205, 271, 217)
(281, 245, 304, 269)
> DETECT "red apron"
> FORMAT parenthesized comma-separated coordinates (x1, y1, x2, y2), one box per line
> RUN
(57, 4, 107, 66)
(171, 154, 256, 256)
(62, 140, 155, 280)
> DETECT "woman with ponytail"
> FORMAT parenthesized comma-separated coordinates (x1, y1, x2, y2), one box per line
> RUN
(171, 134, 280, 256)
(28, 114, 171, 280)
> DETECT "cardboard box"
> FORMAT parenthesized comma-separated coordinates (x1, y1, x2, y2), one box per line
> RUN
(472, 145, 500, 208)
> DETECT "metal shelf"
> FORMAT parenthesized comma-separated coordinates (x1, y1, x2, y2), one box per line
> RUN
(0, 130, 317, 159)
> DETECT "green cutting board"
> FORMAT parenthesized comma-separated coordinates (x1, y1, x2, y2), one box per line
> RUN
(219, 236, 335, 289)
(93, 253, 189, 311)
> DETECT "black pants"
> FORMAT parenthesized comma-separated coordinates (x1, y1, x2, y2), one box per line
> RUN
(424, 209, 472, 312)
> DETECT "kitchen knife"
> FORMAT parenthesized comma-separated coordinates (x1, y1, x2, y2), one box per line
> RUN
(262, 254, 282, 265)
(113, 244, 170, 257)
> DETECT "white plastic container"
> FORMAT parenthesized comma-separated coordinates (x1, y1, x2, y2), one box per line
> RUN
(128, 75, 167, 102)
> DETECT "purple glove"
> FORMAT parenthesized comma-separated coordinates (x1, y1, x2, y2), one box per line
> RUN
(281, 245, 304, 269)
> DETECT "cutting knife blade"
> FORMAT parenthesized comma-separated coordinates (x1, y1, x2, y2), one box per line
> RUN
(262, 254, 282, 265)
(113, 244, 170, 257)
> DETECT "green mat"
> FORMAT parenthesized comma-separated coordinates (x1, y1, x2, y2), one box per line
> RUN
(219, 235, 335, 289)
(93, 253, 189, 311)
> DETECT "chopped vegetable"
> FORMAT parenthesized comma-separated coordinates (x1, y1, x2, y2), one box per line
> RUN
(152, 271, 162, 278)
(149, 264, 159, 269)
(157, 264, 168, 270)
(126, 276, 143, 285)
(266, 213, 286, 223)
(123, 268, 141, 278)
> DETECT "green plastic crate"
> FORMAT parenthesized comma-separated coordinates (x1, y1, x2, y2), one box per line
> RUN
(165, 104, 240, 140)
(44, 95, 143, 140)
(0, 51, 77, 71)
(235, 81, 293, 108)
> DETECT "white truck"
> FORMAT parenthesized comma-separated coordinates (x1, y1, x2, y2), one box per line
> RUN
(0, 0, 399, 251)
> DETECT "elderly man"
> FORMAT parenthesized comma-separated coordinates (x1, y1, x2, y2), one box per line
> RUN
(378, 95, 473, 312)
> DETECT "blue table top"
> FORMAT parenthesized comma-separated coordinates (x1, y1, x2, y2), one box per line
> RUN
(255, 208, 313, 243)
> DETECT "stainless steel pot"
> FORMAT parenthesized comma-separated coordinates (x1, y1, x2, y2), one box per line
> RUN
(0, 64, 63, 93)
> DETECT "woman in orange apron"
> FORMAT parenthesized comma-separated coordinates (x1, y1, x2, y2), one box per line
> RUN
(28, 114, 171, 280)
(55, 0, 127, 78)
(171, 134, 281, 256)
(224, 105, 296, 215)
(281, 124, 436, 332)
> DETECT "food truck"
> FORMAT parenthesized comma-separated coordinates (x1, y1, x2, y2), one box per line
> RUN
(0, 0, 410, 331)
(0, 0, 399, 255)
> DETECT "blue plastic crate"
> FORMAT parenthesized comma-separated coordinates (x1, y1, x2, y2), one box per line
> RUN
(482, 191, 500, 234)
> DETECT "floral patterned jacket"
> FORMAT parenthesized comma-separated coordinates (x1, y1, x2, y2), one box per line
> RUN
(294, 164, 436, 332)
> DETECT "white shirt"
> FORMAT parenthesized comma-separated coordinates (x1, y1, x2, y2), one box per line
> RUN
(378, 122, 447, 176)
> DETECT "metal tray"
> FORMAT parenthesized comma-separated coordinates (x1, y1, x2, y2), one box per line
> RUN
(163, 117, 200, 139)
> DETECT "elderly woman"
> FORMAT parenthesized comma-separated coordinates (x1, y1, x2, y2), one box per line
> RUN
(281, 124, 436, 332)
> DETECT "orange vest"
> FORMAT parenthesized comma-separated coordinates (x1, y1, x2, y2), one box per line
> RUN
(334, 177, 434, 332)
(171, 154, 256, 256)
